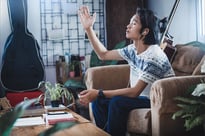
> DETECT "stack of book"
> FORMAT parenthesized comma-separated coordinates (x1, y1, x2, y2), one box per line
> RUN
(44, 111, 76, 125)
(22, 105, 45, 117)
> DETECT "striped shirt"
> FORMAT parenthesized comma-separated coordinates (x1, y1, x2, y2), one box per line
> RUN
(118, 44, 175, 97)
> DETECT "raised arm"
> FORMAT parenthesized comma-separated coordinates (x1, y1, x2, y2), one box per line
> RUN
(78, 6, 123, 61)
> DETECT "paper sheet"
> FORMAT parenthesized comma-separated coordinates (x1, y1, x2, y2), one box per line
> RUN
(14, 116, 45, 126)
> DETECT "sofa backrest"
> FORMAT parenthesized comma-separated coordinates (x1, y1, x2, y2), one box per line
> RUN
(171, 43, 205, 76)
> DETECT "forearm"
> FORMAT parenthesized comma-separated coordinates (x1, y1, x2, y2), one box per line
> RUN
(85, 28, 107, 59)
(102, 80, 147, 98)
(103, 87, 142, 98)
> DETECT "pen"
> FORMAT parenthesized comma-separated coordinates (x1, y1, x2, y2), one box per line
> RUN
(66, 103, 75, 108)
(47, 111, 67, 115)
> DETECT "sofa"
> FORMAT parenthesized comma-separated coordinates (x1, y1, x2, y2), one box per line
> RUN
(84, 41, 205, 136)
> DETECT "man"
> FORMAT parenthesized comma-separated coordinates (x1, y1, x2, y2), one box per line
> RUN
(78, 6, 175, 136)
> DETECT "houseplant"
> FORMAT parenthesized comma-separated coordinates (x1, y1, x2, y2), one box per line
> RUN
(0, 97, 40, 136)
(69, 61, 76, 78)
(39, 81, 74, 107)
(172, 83, 205, 131)
(172, 62, 205, 132)
(0, 96, 77, 136)
(69, 61, 81, 78)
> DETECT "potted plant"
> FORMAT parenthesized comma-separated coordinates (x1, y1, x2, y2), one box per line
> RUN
(69, 61, 81, 78)
(0, 97, 40, 136)
(172, 61, 205, 133)
(172, 82, 205, 132)
(69, 61, 75, 78)
(0, 96, 77, 136)
(39, 81, 73, 107)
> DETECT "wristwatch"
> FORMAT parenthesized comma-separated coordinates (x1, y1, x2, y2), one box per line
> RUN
(98, 89, 105, 98)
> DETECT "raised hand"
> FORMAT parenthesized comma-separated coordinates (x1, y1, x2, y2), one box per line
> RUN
(78, 6, 96, 31)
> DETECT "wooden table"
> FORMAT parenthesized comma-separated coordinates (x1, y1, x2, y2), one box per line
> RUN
(10, 109, 110, 136)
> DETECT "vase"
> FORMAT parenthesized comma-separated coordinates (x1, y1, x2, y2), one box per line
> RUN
(51, 100, 60, 107)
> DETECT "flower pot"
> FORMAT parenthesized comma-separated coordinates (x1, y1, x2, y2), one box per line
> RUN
(51, 100, 60, 107)
(69, 71, 75, 78)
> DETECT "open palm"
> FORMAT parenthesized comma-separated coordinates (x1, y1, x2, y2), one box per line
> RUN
(78, 6, 96, 30)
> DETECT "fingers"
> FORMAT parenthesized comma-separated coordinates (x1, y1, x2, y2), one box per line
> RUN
(84, 6, 89, 16)
(78, 90, 90, 106)
(79, 98, 89, 106)
(79, 90, 88, 95)
(79, 94, 89, 106)
(93, 12, 96, 22)
(79, 6, 89, 16)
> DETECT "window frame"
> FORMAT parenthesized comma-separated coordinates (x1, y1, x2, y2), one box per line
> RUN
(196, 0, 205, 42)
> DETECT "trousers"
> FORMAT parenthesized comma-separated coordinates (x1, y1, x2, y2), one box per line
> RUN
(92, 95, 150, 136)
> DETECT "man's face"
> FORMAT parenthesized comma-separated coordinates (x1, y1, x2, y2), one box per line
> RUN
(126, 15, 142, 40)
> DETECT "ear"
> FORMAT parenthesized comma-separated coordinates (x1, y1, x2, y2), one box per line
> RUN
(142, 28, 149, 36)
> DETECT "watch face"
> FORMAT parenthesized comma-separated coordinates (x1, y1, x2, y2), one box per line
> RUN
(98, 90, 104, 98)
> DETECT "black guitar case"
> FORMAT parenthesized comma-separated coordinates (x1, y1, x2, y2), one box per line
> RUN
(0, 0, 45, 91)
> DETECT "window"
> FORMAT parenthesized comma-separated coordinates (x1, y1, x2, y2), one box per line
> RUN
(197, 0, 205, 42)
(40, 0, 106, 66)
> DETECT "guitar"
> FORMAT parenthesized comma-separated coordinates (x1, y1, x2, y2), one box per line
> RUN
(160, 0, 180, 62)
(0, 0, 45, 91)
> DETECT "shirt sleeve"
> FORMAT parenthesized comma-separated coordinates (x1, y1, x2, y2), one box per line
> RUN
(117, 44, 136, 63)
(139, 59, 173, 84)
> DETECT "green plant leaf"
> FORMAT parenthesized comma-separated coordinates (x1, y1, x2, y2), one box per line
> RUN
(0, 98, 39, 136)
(175, 96, 205, 105)
(172, 110, 186, 120)
(184, 114, 205, 131)
(38, 121, 78, 136)
(177, 104, 199, 113)
(172, 85, 205, 131)
(43, 81, 74, 104)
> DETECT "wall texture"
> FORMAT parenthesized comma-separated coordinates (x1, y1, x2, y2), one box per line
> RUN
(0, 0, 200, 84)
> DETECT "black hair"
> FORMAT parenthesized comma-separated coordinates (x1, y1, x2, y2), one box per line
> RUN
(136, 8, 160, 45)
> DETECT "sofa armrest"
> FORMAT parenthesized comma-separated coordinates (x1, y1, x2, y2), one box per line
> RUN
(150, 75, 205, 136)
(85, 64, 130, 90)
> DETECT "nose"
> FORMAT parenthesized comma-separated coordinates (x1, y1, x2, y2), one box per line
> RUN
(127, 24, 131, 28)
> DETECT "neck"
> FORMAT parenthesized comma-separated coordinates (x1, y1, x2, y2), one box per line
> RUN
(133, 40, 149, 54)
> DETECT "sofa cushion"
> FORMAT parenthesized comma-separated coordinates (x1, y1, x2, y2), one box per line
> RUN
(192, 55, 205, 75)
(127, 108, 151, 135)
(172, 45, 205, 76)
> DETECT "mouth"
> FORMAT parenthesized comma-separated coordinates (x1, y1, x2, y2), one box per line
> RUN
(126, 30, 129, 34)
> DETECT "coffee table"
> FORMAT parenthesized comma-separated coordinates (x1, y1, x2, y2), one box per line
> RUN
(9, 108, 110, 136)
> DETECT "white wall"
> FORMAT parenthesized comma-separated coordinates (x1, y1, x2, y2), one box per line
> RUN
(27, 0, 56, 84)
(0, 0, 200, 85)
(0, 0, 11, 65)
(148, 0, 197, 45)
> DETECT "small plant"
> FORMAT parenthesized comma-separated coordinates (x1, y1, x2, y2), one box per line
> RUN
(0, 97, 40, 136)
(69, 61, 80, 72)
(173, 64, 205, 131)
(68, 61, 81, 78)
(172, 83, 205, 131)
(39, 81, 73, 107)
(69, 61, 75, 72)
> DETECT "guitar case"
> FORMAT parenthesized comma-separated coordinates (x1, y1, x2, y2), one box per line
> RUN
(0, 0, 45, 91)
